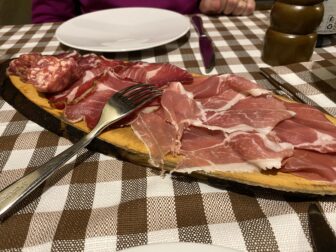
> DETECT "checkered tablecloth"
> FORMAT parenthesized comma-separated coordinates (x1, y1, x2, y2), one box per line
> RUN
(1, 11, 336, 252)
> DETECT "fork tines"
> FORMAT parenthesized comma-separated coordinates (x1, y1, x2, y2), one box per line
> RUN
(117, 83, 162, 107)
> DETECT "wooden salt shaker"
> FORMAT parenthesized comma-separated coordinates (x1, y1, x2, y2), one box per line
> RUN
(262, 0, 324, 66)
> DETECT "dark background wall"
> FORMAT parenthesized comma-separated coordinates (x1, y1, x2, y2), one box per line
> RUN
(0, 0, 272, 26)
(0, 0, 32, 25)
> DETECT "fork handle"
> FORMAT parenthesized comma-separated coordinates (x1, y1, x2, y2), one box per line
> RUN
(0, 125, 104, 219)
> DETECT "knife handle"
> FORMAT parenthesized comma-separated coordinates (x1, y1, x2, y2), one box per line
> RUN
(191, 15, 205, 36)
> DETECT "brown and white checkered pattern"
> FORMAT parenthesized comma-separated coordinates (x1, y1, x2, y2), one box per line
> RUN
(1, 11, 336, 251)
(261, 59, 336, 116)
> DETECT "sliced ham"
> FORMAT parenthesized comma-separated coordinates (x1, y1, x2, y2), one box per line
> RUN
(131, 109, 177, 166)
(228, 132, 293, 170)
(63, 71, 135, 128)
(117, 62, 193, 85)
(226, 75, 271, 97)
(183, 75, 228, 99)
(161, 82, 204, 148)
(273, 102, 336, 153)
(176, 127, 292, 173)
(176, 127, 256, 173)
(195, 96, 295, 134)
(281, 149, 336, 183)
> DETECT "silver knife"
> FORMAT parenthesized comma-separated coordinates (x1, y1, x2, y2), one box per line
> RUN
(191, 15, 215, 72)
(308, 203, 336, 251)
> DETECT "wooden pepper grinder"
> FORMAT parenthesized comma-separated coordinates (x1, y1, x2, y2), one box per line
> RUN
(262, 0, 324, 66)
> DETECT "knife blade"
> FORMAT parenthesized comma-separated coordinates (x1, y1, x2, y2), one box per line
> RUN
(308, 203, 336, 251)
(191, 15, 215, 72)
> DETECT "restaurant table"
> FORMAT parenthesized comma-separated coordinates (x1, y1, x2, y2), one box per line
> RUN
(1, 11, 336, 252)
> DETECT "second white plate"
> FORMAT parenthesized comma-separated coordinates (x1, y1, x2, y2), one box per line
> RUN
(120, 242, 241, 252)
(55, 7, 190, 52)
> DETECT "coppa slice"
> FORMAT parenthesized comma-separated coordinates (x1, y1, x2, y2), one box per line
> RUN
(273, 102, 336, 153)
(47, 69, 103, 109)
(117, 61, 193, 85)
(64, 71, 136, 129)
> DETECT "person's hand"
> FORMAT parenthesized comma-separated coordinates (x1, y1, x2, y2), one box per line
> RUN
(199, 0, 255, 16)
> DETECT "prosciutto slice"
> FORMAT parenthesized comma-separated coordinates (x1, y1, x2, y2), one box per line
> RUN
(117, 62, 193, 85)
(131, 109, 177, 166)
(281, 149, 336, 182)
(64, 71, 135, 128)
(195, 96, 295, 134)
(161, 82, 204, 146)
(273, 102, 336, 153)
(177, 127, 253, 173)
(176, 127, 293, 173)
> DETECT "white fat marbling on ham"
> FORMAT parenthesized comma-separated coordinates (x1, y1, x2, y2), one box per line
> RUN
(227, 132, 293, 170)
(194, 96, 295, 134)
(161, 82, 205, 142)
(273, 102, 336, 153)
(175, 127, 293, 173)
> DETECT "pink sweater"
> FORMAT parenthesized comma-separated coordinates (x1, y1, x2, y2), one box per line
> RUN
(32, 0, 200, 23)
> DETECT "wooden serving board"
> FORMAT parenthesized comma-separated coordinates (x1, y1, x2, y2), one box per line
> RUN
(1, 67, 336, 196)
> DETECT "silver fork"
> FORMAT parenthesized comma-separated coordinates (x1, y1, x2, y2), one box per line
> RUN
(0, 83, 162, 219)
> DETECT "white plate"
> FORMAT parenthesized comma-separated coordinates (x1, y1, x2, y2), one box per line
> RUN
(55, 7, 190, 52)
(120, 242, 241, 252)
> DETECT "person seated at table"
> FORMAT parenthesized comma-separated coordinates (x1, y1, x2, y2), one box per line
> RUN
(32, 0, 256, 23)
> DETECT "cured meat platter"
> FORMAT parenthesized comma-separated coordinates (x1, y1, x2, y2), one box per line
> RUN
(1, 53, 336, 196)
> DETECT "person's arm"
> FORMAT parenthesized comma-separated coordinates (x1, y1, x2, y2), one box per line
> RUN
(199, 0, 255, 16)
(32, 0, 81, 23)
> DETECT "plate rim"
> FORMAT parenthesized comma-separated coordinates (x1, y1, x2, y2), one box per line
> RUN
(119, 242, 241, 252)
(55, 7, 191, 52)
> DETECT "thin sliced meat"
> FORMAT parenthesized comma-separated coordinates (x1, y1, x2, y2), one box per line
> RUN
(195, 96, 295, 134)
(117, 62, 193, 85)
(176, 127, 293, 173)
(198, 89, 246, 112)
(48, 55, 131, 109)
(183, 75, 228, 99)
(78, 53, 129, 71)
(226, 74, 271, 96)
(281, 149, 336, 183)
(47, 69, 102, 109)
(228, 131, 293, 170)
(161, 82, 204, 149)
(26, 56, 82, 93)
(63, 71, 135, 128)
(176, 127, 260, 173)
(273, 102, 336, 153)
(131, 109, 177, 167)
